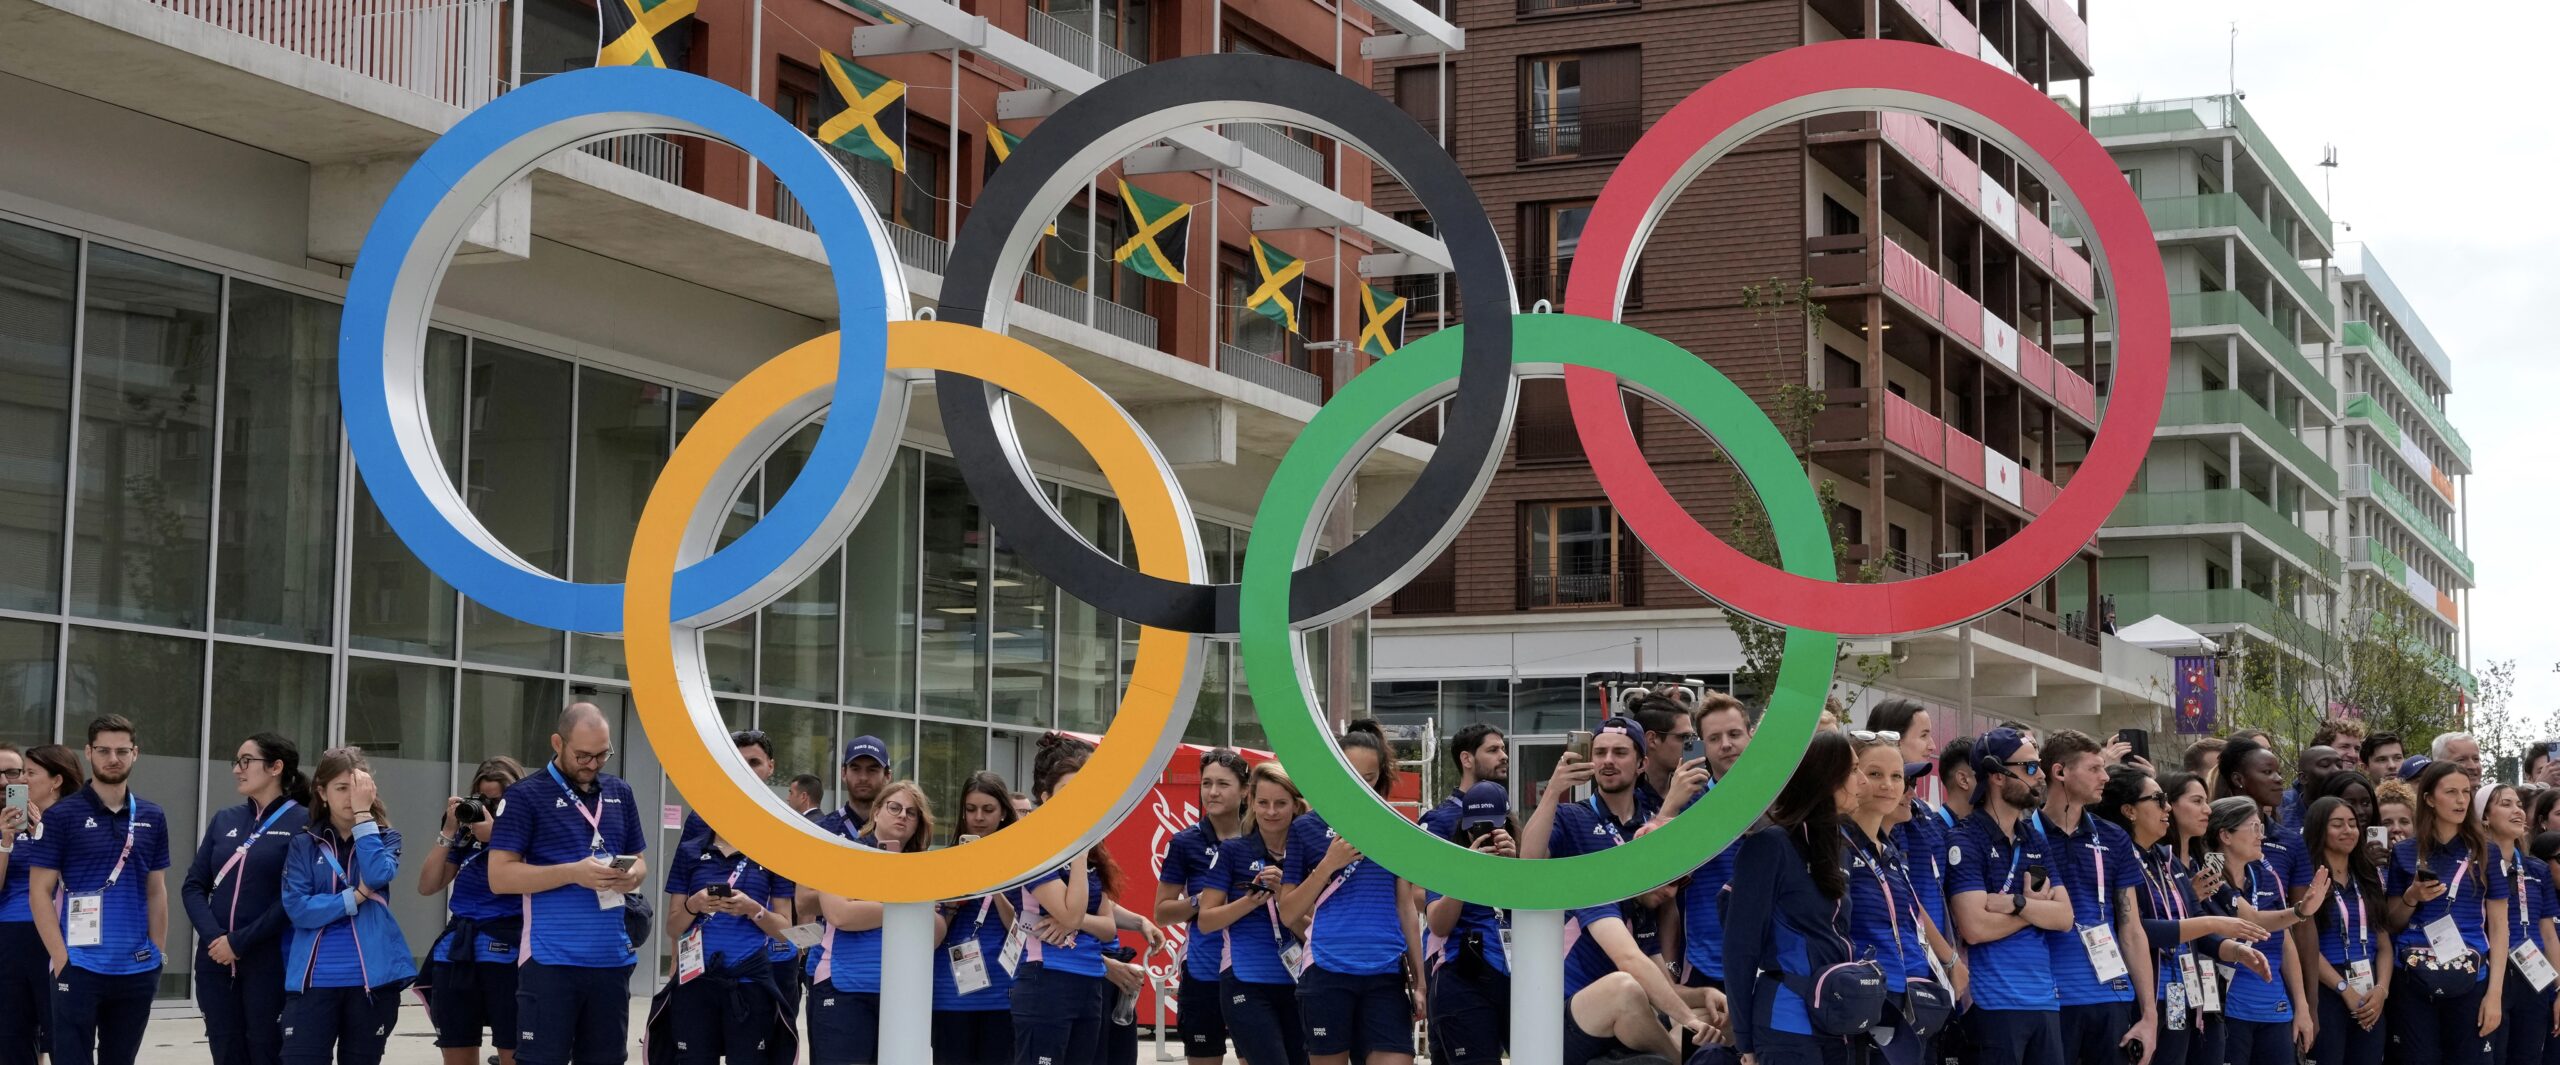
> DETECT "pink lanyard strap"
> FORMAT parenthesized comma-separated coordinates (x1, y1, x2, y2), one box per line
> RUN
(2445, 856, 2472, 903)
(101, 800, 141, 887)
(545, 764, 607, 853)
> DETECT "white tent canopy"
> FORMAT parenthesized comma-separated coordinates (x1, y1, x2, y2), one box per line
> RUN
(2116, 614, 2216, 655)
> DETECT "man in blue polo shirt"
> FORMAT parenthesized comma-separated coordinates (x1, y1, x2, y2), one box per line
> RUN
(488, 703, 649, 1065)
(26, 714, 170, 1065)
(1523, 737, 1705, 1062)
(1418, 724, 1507, 843)
(2035, 730, 2155, 1065)
(1948, 728, 2075, 1065)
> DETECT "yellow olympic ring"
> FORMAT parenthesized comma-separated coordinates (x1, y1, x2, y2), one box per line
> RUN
(624, 320, 1204, 902)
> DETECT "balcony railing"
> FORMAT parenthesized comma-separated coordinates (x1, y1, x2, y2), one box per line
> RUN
(2343, 322, 2471, 465)
(1214, 343, 1323, 404)
(1843, 113, 2095, 301)
(578, 133, 686, 187)
(2140, 194, 2328, 322)
(2106, 488, 2343, 580)
(1519, 102, 1645, 161)
(1882, 239, 2096, 420)
(2088, 96, 2335, 242)
(149, 0, 507, 110)
(2107, 588, 2335, 661)
(2344, 465, 2473, 581)
(1523, 569, 1641, 610)
(1222, 123, 1326, 183)
(1882, 391, 1947, 463)
(1026, 7, 1145, 79)
(2349, 536, 2460, 626)
(1020, 272, 1161, 350)
(2147, 390, 2342, 496)
(2343, 394, 2456, 504)
(2064, 293, 2335, 413)
(771, 187, 950, 276)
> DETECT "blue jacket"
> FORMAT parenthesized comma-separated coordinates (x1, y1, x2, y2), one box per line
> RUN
(180, 796, 307, 968)
(282, 821, 417, 992)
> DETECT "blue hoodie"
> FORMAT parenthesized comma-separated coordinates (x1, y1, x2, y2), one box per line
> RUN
(282, 821, 418, 993)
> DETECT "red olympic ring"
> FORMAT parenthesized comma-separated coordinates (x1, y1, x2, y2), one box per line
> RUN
(1562, 39, 2168, 637)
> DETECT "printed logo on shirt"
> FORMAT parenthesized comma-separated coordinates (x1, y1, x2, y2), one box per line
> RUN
(83, 817, 97, 828)
(554, 798, 568, 809)
(225, 828, 238, 839)
(1948, 846, 1962, 866)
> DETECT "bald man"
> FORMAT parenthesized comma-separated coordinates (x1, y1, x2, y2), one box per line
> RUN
(487, 703, 649, 1065)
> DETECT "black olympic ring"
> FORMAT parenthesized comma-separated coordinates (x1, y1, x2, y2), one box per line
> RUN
(936, 53, 1517, 635)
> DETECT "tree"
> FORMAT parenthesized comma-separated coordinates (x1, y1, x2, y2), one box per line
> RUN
(2221, 574, 2479, 756)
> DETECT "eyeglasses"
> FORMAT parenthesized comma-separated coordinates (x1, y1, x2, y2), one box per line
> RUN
(2002, 760, 2043, 777)
(0, 767, 24, 780)
(879, 801, 917, 819)
(2131, 793, 2171, 807)
(565, 748, 614, 768)
(231, 756, 276, 769)
(88, 745, 136, 760)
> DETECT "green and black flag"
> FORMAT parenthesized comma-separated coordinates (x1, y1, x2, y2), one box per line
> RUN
(817, 53, 907, 171)
(984, 124, 1057, 236)
(1357, 281, 1408, 357)
(1245, 236, 1306, 334)
(598, 0, 697, 69)
(1111, 180, 1191, 284)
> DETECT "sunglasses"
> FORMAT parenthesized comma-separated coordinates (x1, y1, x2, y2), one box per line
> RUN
(2130, 793, 2170, 807)
(2002, 760, 2043, 777)
(1849, 730, 1902, 743)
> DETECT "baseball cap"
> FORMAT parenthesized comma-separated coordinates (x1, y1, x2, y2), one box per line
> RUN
(842, 735, 888, 767)
(1459, 782, 1510, 829)
(2398, 755, 2433, 782)
(1970, 727, 2031, 806)
(1904, 761, 1936, 783)
(1593, 717, 1647, 760)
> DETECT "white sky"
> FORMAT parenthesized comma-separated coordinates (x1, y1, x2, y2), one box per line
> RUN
(2086, 0, 2559, 731)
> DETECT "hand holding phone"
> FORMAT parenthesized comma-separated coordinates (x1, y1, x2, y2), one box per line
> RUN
(1566, 730, 1595, 761)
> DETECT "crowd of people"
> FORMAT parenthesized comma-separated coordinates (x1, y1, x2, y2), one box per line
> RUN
(0, 703, 2548, 1065)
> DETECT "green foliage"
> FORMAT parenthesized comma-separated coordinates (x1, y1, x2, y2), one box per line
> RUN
(2214, 574, 2489, 757)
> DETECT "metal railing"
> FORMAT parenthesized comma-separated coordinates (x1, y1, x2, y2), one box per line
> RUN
(2342, 322, 2470, 465)
(1026, 7, 1145, 79)
(2343, 465, 2474, 581)
(578, 133, 686, 186)
(1214, 343, 1322, 403)
(2106, 488, 2343, 580)
(1518, 102, 1645, 160)
(2107, 588, 2336, 661)
(148, 0, 508, 109)
(2087, 95, 2335, 242)
(1224, 123, 1326, 183)
(1524, 570, 1637, 609)
(2139, 194, 2329, 324)
(1021, 272, 1161, 350)
(2146, 390, 2341, 496)
(770, 187, 951, 277)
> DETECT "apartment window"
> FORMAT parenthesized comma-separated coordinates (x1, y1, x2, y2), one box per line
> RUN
(1394, 65, 1445, 139)
(1887, 523, 1910, 558)
(1033, 197, 1146, 311)
(1823, 347, 1862, 389)
(1037, 0, 1150, 61)
(1522, 502, 1627, 608)
(1521, 0, 1632, 14)
(1520, 49, 1640, 160)
(2206, 562, 2230, 590)
(1833, 502, 1865, 547)
(1823, 195, 1861, 237)
(1520, 200, 1591, 308)
(2120, 168, 2141, 196)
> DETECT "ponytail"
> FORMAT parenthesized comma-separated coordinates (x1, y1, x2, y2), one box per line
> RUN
(1340, 719, 1397, 798)
(248, 732, 312, 808)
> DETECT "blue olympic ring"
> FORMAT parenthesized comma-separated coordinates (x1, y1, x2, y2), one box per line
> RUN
(338, 66, 902, 634)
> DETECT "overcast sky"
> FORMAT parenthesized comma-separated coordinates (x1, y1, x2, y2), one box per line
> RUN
(2087, 0, 2559, 734)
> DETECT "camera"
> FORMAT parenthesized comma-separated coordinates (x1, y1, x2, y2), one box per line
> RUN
(452, 796, 487, 825)
(1459, 821, 1497, 848)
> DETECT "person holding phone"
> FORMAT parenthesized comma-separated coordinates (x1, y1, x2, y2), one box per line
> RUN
(2199, 796, 2322, 1065)
(415, 758, 525, 1065)
(1197, 761, 1310, 1065)
(1422, 782, 1517, 1065)
(2300, 794, 2390, 1065)
(0, 743, 79, 1065)
(26, 715, 170, 1065)
(2478, 782, 2560, 1065)
(280, 747, 414, 1065)
(655, 792, 801, 1065)
(1154, 752, 1249, 1065)
(934, 772, 1024, 1065)
(2096, 768, 2271, 1065)
(1722, 730, 1861, 1065)
(808, 781, 937, 1065)
(1006, 735, 1124, 1065)
(2383, 760, 2509, 1064)
(1948, 728, 2074, 1065)
(182, 733, 312, 1065)
(486, 703, 649, 1065)
(1280, 721, 1424, 1065)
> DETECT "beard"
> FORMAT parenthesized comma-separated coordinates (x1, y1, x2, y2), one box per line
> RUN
(92, 762, 130, 786)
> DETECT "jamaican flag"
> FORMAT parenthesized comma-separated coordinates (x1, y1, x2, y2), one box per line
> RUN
(984, 124, 1057, 237)
(847, 0, 903, 22)
(1244, 236, 1306, 334)
(1111, 181, 1191, 284)
(598, 0, 697, 69)
(817, 53, 907, 171)
(1357, 281, 1408, 357)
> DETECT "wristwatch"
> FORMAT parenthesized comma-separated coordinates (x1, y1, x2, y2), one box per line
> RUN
(2010, 891, 2029, 916)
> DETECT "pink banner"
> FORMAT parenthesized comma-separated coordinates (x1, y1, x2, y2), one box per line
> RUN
(1884, 390, 1947, 464)
(1882, 112, 1940, 178)
(1943, 148, 1981, 211)
(2047, 3, 2089, 69)
(1944, 427, 1986, 487)
(2021, 469, 2057, 513)
(1895, 0, 1938, 34)
(1936, 0, 1979, 55)
(1884, 240, 1940, 317)
(2054, 244, 2095, 301)
(2052, 364, 2098, 420)
(1942, 281, 1984, 347)
(2019, 336, 2053, 393)
(2015, 209, 2054, 271)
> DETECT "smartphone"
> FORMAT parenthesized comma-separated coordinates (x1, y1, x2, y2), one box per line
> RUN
(2417, 867, 2439, 883)
(1683, 735, 1705, 764)
(1566, 730, 1594, 761)
(2025, 866, 2049, 893)
(957, 834, 981, 845)
(1458, 821, 1495, 848)
(2366, 826, 2390, 850)
(2116, 728, 2151, 765)
(2, 784, 23, 813)
(2200, 851, 2226, 880)
(608, 853, 640, 872)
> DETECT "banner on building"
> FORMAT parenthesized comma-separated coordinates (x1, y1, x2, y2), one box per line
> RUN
(2174, 655, 2218, 735)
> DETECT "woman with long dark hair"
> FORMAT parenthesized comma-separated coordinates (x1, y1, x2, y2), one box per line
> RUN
(2384, 760, 2508, 1064)
(811, 780, 937, 1065)
(932, 771, 1025, 1065)
(2199, 796, 2320, 1065)
(1198, 761, 1312, 1065)
(1840, 731, 1962, 1065)
(1006, 734, 1127, 1065)
(1154, 750, 1250, 1065)
(2300, 793, 2389, 1065)
(1725, 729, 1859, 1065)
(0, 744, 79, 1065)
(1279, 720, 1421, 1065)
(2479, 782, 2560, 1065)
(184, 733, 312, 1065)
(2095, 767, 2270, 1065)
(281, 747, 415, 1065)
(415, 757, 525, 1065)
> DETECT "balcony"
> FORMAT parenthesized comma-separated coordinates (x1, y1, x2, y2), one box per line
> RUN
(2344, 465, 2474, 582)
(1224, 123, 1325, 183)
(1214, 343, 1323, 404)
(1522, 568, 1643, 610)
(2343, 322, 2471, 467)
(2343, 394, 2456, 504)
(1518, 102, 1644, 162)
(1854, 112, 2096, 305)
(1871, 391, 2056, 513)
(2070, 293, 2334, 413)
(1025, 7, 1144, 79)
(2146, 390, 2341, 497)
(2088, 95, 2335, 248)
(575, 133, 686, 187)
(1020, 272, 1160, 350)
(1879, 239, 2098, 421)
(771, 186, 948, 275)
(147, 0, 506, 109)
(2109, 588, 2335, 661)
(2349, 536, 2460, 627)
(2104, 489, 2343, 581)
(2140, 194, 2328, 324)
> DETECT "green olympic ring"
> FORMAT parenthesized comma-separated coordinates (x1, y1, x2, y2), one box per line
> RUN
(1239, 313, 1841, 910)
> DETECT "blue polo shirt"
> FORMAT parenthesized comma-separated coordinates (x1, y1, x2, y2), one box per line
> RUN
(668, 837, 792, 975)
(2035, 810, 2144, 1006)
(2502, 844, 2558, 951)
(1017, 860, 1109, 979)
(432, 841, 514, 963)
(1217, 834, 1296, 985)
(1946, 810, 2057, 1011)
(1892, 801, 1952, 935)
(486, 765, 646, 969)
(2386, 836, 2508, 961)
(1842, 828, 1928, 990)
(932, 893, 1015, 1010)
(24, 785, 170, 976)
(2218, 859, 2292, 1023)
(1283, 812, 1404, 976)
(2266, 835, 2313, 901)
(1553, 802, 1634, 999)
(1, 818, 34, 923)
(1419, 794, 1509, 976)
(1158, 820, 1237, 981)
(1682, 833, 1742, 981)
(2313, 871, 2381, 970)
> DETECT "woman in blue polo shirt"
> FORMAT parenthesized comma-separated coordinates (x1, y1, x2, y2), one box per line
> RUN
(2479, 781, 2559, 1065)
(933, 771, 1023, 1065)
(281, 747, 416, 1065)
(2201, 796, 2322, 1065)
(1278, 721, 1419, 1065)
(1009, 734, 1125, 1065)
(1842, 731, 1962, 1065)
(183, 733, 311, 1065)
(811, 780, 938, 1065)
(1152, 749, 1248, 1065)
(414, 758, 525, 1065)
(0, 743, 79, 1065)
(1197, 760, 1310, 1065)
(2385, 760, 2510, 1065)
(660, 789, 800, 1065)
(1724, 728, 1857, 1065)
(2300, 793, 2389, 1065)
(2095, 769, 2273, 1065)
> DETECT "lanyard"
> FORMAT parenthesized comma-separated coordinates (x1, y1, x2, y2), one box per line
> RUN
(214, 799, 297, 888)
(100, 796, 142, 888)
(2032, 813, 2110, 926)
(2334, 865, 2369, 959)
(2001, 825, 2029, 894)
(2443, 854, 2472, 903)
(1845, 828, 1911, 961)
(546, 763, 607, 854)
(316, 830, 357, 892)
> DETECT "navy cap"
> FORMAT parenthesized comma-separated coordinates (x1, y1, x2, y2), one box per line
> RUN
(1460, 782, 1510, 828)
(2399, 755, 2432, 782)
(842, 735, 888, 766)
(1593, 717, 1647, 760)
(1970, 727, 2031, 806)
(1904, 761, 1936, 783)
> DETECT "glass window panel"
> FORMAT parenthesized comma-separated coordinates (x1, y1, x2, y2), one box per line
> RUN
(565, 367, 671, 679)
(675, 391, 756, 692)
(71, 246, 220, 628)
(1513, 675, 1586, 734)
(847, 711, 913, 783)
(215, 283, 339, 644)
(343, 656, 457, 961)
(460, 340, 570, 669)
(1185, 641, 1228, 747)
(988, 728, 1039, 802)
(760, 425, 840, 702)
(917, 719, 981, 847)
(1231, 642, 1263, 751)
(919, 454, 985, 720)
(1440, 679, 1508, 738)
(0, 619, 55, 747)
(759, 701, 836, 809)
(1054, 487, 1119, 734)
(988, 518, 1052, 728)
(0, 221, 78, 612)
(349, 330, 465, 657)
(64, 625, 201, 998)
(208, 642, 329, 757)
(456, 669, 565, 772)
(843, 448, 916, 712)
(1372, 681, 1436, 734)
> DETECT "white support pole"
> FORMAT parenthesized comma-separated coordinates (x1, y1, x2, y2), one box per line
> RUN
(745, 0, 762, 214)
(879, 901, 939, 1061)
(1511, 909, 1565, 1065)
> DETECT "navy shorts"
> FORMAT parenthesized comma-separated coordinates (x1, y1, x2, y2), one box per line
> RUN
(1011, 963, 1104, 1065)
(803, 988, 880, 1065)
(513, 961, 635, 1065)
(1296, 965, 1411, 1056)
(1562, 999, 1631, 1065)
(429, 960, 520, 1049)
(2223, 1017, 2294, 1065)
(1219, 975, 1307, 1065)
(1175, 969, 1227, 1059)
(1427, 961, 1508, 1065)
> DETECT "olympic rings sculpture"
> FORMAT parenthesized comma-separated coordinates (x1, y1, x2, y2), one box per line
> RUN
(339, 39, 2166, 910)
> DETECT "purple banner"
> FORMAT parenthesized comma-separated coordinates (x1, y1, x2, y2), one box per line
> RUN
(2174, 655, 2218, 735)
